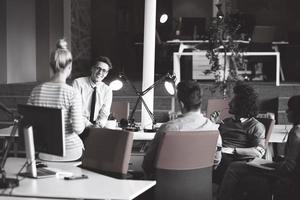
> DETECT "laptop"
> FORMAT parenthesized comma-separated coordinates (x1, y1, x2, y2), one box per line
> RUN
(79, 128, 134, 179)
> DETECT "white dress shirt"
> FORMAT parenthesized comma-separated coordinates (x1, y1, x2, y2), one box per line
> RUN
(73, 77, 112, 128)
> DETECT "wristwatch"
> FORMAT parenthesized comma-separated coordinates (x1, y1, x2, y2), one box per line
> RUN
(233, 147, 237, 155)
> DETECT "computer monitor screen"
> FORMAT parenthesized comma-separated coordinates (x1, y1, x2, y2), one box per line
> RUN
(17, 104, 65, 157)
(180, 17, 206, 39)
(251, 26, 275, 43)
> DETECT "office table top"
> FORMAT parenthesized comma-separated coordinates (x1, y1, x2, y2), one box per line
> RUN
(269, 124, 292, 143)
(133, 124, 293, 143)
(0, 124, 292, 143)
(0, 158, 156, 200)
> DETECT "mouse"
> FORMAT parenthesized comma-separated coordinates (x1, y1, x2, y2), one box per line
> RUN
(36, 161, 48, 168)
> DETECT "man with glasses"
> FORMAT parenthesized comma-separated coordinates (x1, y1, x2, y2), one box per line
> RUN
(73, 56, 113, 132)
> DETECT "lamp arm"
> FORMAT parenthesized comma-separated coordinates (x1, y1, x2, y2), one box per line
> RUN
(0, 118, 19, 171)
(128, 96, 142, 124)
(140, 74, 168, 96)
(120, 74, 140, 94)
(139, 97, 155, 124)
(128, 96, 156, 126)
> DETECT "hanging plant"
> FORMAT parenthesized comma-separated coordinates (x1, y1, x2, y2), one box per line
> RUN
(205, 4, 248, 95)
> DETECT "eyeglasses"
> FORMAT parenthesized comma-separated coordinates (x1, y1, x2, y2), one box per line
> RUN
(93, 66, 109, 74)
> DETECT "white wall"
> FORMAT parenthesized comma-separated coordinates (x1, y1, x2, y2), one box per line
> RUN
(6, 0, 36, 83)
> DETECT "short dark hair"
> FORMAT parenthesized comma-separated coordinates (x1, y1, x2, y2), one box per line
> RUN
(288, 95, 300, 123)
(231, 82, 258, 118)
(177, 80, 202, 111)
(93, 56, 113, 70)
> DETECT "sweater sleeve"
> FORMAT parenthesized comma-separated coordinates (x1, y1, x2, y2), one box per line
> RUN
(70, 90, 85, 134)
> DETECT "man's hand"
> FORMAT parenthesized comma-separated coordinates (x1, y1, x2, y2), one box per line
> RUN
(210, 111, 223, 124)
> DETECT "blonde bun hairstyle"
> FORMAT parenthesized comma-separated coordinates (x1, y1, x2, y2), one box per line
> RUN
(50, 39, 72, 73)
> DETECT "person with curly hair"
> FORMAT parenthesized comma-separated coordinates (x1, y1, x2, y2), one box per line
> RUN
(212, 82, 265, 184)
(217, 95, 300, 200)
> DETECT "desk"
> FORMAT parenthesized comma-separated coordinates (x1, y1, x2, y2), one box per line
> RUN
(173, 51, 281, 86)
(131, 127, 290, 162)
(133, 131, 155, 140)
(269, 124, 291, 143)
(265, 124, 291, 160)
(166, 40, 249, 53)
(1, 158, 156, 200)
(132, 125, 291, 142)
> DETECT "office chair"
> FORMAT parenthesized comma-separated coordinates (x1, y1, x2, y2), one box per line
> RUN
(110, 101, 130, 121)
(154, 130, 219, 200)
(256, 117, 275, 148)
(81, 128, 133, 179)
(206, 98, 233, 121)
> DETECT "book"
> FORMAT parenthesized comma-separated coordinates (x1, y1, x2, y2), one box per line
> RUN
(247, 158, 276, 171)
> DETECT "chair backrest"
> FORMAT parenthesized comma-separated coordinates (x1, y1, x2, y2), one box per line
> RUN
(256, 117, 275, 147)
(110, 101, 130, 121)
(81, 128, 133, 178)
(154, 130, 219, 200)
(206, 98, 233, 120)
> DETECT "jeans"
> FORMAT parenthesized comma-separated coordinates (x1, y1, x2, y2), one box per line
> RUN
(218, 161, 274, 200)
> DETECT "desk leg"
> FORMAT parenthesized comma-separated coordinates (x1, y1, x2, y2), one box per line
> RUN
(173, 54, 181, 85)
(272, 45, 285, 82)
(276, 53, 280, 86)
(265, 143, 274, 161)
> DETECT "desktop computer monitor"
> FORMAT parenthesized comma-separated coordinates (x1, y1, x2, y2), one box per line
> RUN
(251, 26, 275, 43)
(17, 104, 65, 157)
(180, 17, 206, 39)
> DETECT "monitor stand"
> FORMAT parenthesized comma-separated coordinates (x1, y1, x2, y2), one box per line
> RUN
(19, 126, 56, 179)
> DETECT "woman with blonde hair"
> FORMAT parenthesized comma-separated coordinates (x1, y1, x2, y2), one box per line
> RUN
(27, 39, 84, 161)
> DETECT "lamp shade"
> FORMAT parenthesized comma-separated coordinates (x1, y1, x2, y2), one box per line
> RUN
(109, 79, 123, 91)
(159, 13, 168, 24)
(164, 81, 175, 95)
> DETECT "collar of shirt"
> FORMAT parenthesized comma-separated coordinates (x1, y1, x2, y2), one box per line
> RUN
(89, 77, 104, 89)
(181, 111, 203, 118)
(89, 77, 97, 88)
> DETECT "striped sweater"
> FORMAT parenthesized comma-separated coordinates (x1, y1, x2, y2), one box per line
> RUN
(27, 82, 85, 161)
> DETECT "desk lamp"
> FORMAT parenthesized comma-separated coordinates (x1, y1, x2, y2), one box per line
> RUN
(158, 13, 182, 38)
(110, 73, 176, 132)
(0, 103, 20, 188)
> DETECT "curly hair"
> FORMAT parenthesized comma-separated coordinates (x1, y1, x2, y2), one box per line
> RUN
(231, 82, 258, 118)
(177, 80, 202, 111)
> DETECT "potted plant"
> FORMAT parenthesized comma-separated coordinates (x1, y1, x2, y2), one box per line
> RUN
(205, 2, 248, 96)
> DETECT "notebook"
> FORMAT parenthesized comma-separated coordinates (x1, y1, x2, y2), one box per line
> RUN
(247, 158, 276, 170)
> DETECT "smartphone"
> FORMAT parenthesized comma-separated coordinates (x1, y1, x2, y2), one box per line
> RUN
(64, 174, 88, 180)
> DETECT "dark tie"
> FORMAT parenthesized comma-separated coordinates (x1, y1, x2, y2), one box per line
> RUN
(90, 87, 97, 124)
